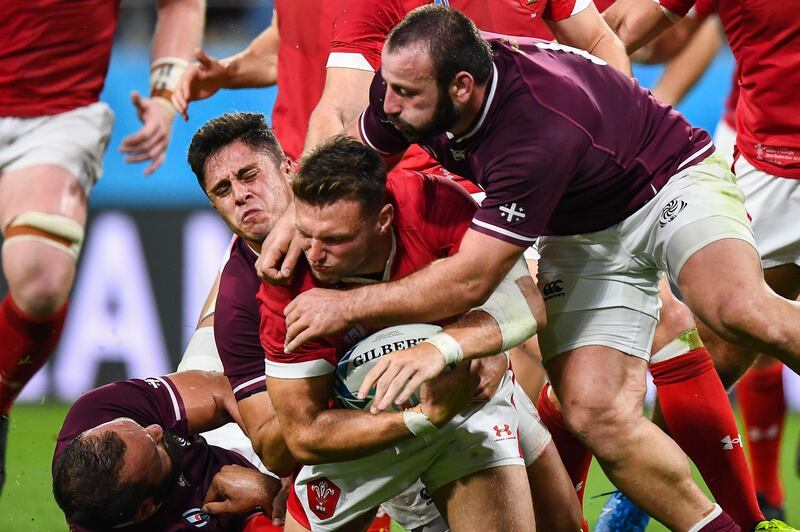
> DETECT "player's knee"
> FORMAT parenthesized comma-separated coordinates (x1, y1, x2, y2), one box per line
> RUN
(5, 251, 74, 316)
(562, 400, 638, 459)
(658, 295, 695, 338)
(715, 294, 785, 348)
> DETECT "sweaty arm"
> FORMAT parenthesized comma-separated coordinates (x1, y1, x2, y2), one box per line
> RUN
(152, 0, 204, 67)
(548, 2, 631, 75)
(265, 368, 470, 464)
(237, 391, 297, 478)
(165, 370, 242, 434)
(358, 259, 546, 411)
(304, 67, 374, 153)
(210, 15, 280, 89)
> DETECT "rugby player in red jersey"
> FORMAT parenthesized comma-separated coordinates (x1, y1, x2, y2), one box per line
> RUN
(0, 0, 203, 494)
(259, 136, 548, 531)
(273, 7, 800, 530)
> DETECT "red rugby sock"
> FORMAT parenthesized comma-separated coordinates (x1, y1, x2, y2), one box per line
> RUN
(537, 383, 592, 507)
(737, 362, 786, 508)
(0, 295, 67, 415)
(651, 346, 763, 529)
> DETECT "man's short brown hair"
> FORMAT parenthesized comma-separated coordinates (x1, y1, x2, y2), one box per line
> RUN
(293, 136, 387, 216)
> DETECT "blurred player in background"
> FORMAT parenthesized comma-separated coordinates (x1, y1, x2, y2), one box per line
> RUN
(0, 0, 204, 494)
(52, 369, 284, 531)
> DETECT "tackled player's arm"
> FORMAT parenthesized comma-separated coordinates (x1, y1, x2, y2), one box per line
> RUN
(237, 390, 298, 478)
(359, 258, 546, 411)
(304, 67, 374, 154)
(266, 373, 414, 464)
(165, 370, 241, 434)
(547, 2, 632, 75)
(603, 0, 677, 55)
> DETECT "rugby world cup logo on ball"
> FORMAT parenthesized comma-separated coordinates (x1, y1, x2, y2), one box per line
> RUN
(334, 323, 442, 411)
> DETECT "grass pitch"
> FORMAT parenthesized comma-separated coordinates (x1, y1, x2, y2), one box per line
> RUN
(1, 403, 798, 531)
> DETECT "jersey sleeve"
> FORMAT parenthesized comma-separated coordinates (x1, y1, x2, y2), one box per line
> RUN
(258, 275, 339, 379)
(215, 257, 267, 402)
(327, 0, 407, 71)
(470, 114, 589, 246)
(358, 70, 411, 156)
(55, 377, 189, 458)
(542, 0, 592, 21)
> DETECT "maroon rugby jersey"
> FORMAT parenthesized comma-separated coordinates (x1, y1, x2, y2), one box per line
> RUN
(360, 38, 713, 246)
(53, 377, 255, 531)
(259, 171, 476, 378)
(215, 236, 267, 402)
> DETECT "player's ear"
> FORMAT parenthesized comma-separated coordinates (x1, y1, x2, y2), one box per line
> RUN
(134, 497, 159, 522)
(377, 204, 394, 233)
(452, 71, 474, 103)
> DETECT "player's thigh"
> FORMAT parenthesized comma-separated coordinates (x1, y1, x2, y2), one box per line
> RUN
(0, 164, 87, 228)
(526, 442, 584, 532)
(431, 464, 534, 532)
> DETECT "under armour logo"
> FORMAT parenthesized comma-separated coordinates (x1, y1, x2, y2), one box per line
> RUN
(17, 356, 33, 366)
(721, 434, 743, 450)
(542, 280, 564, 300)
(450, 148, 466, 160)
(144, 378, 161, 389)
(494, 424, 513, 437)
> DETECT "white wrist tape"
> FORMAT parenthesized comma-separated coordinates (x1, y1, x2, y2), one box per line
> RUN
(476, 258, 538, 351)
(423, 332, 464, 366)
(150, 56, 189, 95)
(403, 408, 437, 436)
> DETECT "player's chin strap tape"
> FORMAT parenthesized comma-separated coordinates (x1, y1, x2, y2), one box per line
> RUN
(475, 258, 538, 351)
(2, 212, 84, 261)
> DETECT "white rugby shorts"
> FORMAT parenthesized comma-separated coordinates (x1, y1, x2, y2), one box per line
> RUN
(735, 155, 800, 269)
(291, 371, 524, 531)
(0, 102, 114, 197)
(537, 152, 755, 362)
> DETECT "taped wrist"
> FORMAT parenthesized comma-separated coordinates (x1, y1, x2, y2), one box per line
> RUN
(476, 258, 538, 351)
(403, 405, 437, 436)
(3, 212, 84, 261)
(150, 56, 189, 102)
(423, 332, 464, 366)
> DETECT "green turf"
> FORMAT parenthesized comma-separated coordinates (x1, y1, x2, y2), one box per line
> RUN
(2, 404, 798, 531)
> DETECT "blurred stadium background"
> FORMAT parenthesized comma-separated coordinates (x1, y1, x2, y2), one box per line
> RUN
(0, 0, 798, 529)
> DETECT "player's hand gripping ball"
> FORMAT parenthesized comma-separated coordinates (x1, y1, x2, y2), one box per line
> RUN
(334, 323, 441, 410)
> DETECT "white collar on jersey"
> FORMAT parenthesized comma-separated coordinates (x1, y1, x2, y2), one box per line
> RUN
(341, 231, 397, 284)
(447, 62, 498, 143)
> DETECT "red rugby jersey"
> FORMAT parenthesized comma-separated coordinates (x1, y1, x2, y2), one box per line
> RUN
(0, 0, 121, 117)
(259, 171, 477, 378)
(657, 0, 800, 178)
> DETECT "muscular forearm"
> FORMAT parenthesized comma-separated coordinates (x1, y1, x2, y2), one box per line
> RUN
(289, 409, 411, 464)
(304, 101, 350, 154)
(603, 0, 675, 55)
(153, 0, 204, 61)
(239, 392, 297, 478)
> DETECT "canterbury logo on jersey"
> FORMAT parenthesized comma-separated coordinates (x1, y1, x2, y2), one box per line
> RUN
(542, 280, 565, 300)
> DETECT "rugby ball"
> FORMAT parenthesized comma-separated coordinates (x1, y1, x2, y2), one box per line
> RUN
(334, 323, 442, 411)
